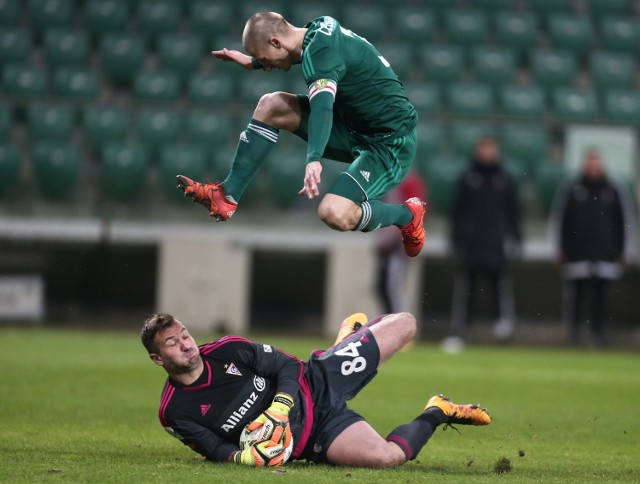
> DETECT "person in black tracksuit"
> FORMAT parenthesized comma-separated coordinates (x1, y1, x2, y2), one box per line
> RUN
(449, 137, 522, 343)
(550, 149, 636, 346)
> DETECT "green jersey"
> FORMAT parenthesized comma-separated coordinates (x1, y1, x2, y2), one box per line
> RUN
(301, 16, 417, 141)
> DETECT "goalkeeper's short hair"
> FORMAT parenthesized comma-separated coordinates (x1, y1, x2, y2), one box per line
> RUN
(141, 313, 177, 354)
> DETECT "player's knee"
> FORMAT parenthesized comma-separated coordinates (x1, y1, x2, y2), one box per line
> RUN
(371, 446, 406, 468)
(253, 91, 295, 128)
(397, 312, 417, 342)
(317, 199, 358, 231)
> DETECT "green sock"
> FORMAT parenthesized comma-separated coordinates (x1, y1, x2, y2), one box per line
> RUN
(356, 200, 413, 232)
(221, 119, 278, 201)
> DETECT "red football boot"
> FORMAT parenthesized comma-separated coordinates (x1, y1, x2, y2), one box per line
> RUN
(399, 197, 427, 257)
(176, 175, 237, 222)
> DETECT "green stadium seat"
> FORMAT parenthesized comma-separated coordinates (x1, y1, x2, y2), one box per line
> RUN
(600, 17, 640, 53)
(0, 0, 19, 25)
(495, 12, 539, 54)
(0, 104, 10, 138)
(188, 73, 234, 104)
(267, 151, 305, 208)
(420, 45, 463, 84)
(531, 49, 576, 90)
(552, 88, 599, 121)
(375, 42, 412, 79)
(445, 10, 488, 46)
(53, 67, 100, 100)
(136, 0, 181, 40)
(394, 7, 436, 43)
(102, 143, 149, 201)
(472, 46, 516, 86)
(342, 5, 385, 41)
(503, 157, 531, 186)
(27, 104, 74, 141)
(33, 142, 80, 199)
(548, 14, 593, 54)
(404, 82, 441, 113)
(586, 0, 630, 15)
(451, 122, 496, 155)
(535, 161, 565, 214)
(0, 141, 20, 195)
(474, 0, 512, 11)
(157, 33, 203, 79)
(100, 34, 147, 85)
(159, 144, 207, 201)
(186, 111, 233, 152)
(415, 123, 446, 175)
(531, 0, 574, 19)
(501, 124, 549, 168)
(2, 64, 47, 96)
(85, 0, 129, 36)
(447, 83, 494, 116)
(604, 90, 640, 124)
(500, 85, 546, 118)
(137, 109, 181, 153)
(189, 0, 233, 45)
(29, 0, 73, 31)
(591, 51, 635, 90)
(289, 4, 339, 27)
(240, 74, 288, 103)
(83, 107, 130, 150)
(425, 156, 467, 214)
(43, 29, 89, 66)
(0, 29, 31, 65)
(133, 70, 180, 101)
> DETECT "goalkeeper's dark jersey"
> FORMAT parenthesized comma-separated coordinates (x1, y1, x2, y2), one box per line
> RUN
(301, 16, 417, 140)
(158, 336, 312, 462)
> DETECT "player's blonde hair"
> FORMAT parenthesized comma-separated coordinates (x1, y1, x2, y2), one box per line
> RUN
(242, 12, 291, 53)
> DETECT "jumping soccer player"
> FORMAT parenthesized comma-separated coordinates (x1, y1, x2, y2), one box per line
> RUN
(142, 311, 491, 467)
(177, 12, 427, 256)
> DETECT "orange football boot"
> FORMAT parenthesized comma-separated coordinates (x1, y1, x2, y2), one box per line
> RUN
(399, 197, 427, 257)
(176, 175, 237, 222)
(425, 394, 491, 426)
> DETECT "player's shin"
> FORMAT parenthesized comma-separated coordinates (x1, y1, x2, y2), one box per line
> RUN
(385, 408, 447, 461)
(355, 200, 413, 232)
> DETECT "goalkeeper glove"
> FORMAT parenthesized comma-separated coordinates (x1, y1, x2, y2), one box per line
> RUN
(233, 440, 286, 467)
(247, 393, 294, 447)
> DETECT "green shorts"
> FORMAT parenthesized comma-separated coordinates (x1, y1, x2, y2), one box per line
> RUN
(294, 95, 417, 204)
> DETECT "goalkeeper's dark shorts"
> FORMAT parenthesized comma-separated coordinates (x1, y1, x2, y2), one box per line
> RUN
(301, 327, 381, 463)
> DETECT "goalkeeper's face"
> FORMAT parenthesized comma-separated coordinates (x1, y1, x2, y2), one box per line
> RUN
(150, 321, 202, 375)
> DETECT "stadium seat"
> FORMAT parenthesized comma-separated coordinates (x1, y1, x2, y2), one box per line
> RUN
(157, 33, 204, 79)
(548, 14, 593, 54)
(267, 151, 305, 208)
(0, 141, 20, 195)
(342, 5, 385, 41)
(101, 142, 149, 201)
(420, 45, 464, 84)
(531, 49, 576, 91)
(43, 29, 89, 66)
(586, 0, 630, 15)
(83, 107, 130, 151)
(186, 111, 233, 152)
(136, 0, 181, 41)
(474, 0, 512, 12)
(535, 161, 566, 214)
(100, 34, 147, 84)
(415, 123, 446, 175)
(501, 124, 549, 168)
(85, 0, 129, 36)
(189, 0, 233, 45)
(53, 67, 100, 100)
(133, 70, 180, 101)
(552, 88, 598, 121)
(495, 12, 539, 55)
(447, 83, 494, 116)
(240, 74, 289, 103)
(394, 7, 436, 43)
(451, 122, 496, 155)
(33, 142, 80, 199)
(590, 51, 635, 90)
(404, 82, 441, 113)
(136, 109, 182, 153)
(159, 144, 207, 201)
(500, 85, 546, 118)
(188, 73, 234, 104)
(424, 156, 467, 214)
(472, 46, 516, 86)
(29, 0, 73, 31)
(0, 104, 10, 138)
(289, 4, 339, 27)
(376, 42, 413, 79)
(600, 17, 640, 53)
(27, 104, 74, 142)
(604, 90, 640, 124)
(445, 10, 488, 46)
(2, 64, 47, 96)
(0, 29, 31, 65)
(531, 0, 574, 19)
(0, 0, 19, 26)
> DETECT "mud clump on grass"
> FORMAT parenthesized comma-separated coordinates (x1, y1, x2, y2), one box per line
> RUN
(494, 457, 512, 474)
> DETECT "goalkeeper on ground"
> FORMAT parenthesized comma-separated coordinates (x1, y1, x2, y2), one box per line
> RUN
(142, 312, 491, 467)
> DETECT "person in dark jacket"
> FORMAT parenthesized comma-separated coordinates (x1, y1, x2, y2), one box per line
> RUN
(447, 137, 521, 345)
(550, 149, 636, 346)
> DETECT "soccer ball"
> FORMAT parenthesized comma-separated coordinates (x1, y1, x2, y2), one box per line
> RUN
(239, 424, 294, 465)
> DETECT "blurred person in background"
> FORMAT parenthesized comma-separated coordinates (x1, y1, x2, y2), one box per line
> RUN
(377, 169, 428, 314)
(445, 137, 521, 349)
(550, 149, 637, 347)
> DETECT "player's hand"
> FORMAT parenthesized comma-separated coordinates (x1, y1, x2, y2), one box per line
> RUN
(233, 440, 286, 467)
(211, 48, 254, 70)
(298, 161, 322, 199)
(247, 393, 294, 446)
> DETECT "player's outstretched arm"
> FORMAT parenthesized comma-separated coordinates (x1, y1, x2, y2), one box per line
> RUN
(211, 48, 255, 70)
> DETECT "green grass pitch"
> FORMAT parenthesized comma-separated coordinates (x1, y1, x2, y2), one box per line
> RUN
(1, 328, 638, 483)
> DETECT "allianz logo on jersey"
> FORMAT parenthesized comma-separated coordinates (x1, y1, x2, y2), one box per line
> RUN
(221, 376, 266, 432)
